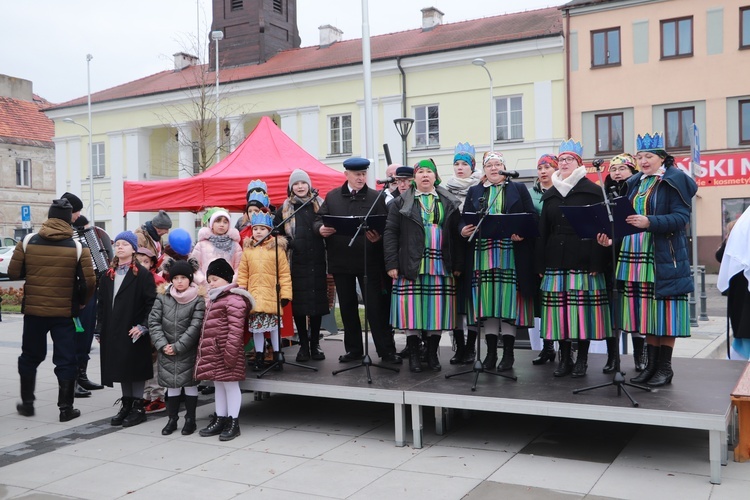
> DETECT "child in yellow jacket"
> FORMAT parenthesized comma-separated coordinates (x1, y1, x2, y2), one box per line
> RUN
(237, 212, 292, 371)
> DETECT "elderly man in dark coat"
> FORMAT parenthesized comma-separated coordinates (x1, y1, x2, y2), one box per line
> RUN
(314, 157, 400, 364)
(9, 199, 96, 422)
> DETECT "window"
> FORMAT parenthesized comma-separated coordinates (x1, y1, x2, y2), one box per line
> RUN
(192, 141, 201, 174)
(495, 96, 523, 141)
(742, 7, 750, 49)
(661, 17, 693, 58)
(230, 0, 243, 11)
(741, 100, 750, 144)
(16, 159, 31, 187)
(329, 114, 352, 155)
(414, 105, 440, 147)
(591, 28, 621, 67)
(664, 107, 695, 150)
(273, 0, 282, 14)
(595, 113, 624, 154)
(90, 142, 105, 177)
(722, 198, 750, 239)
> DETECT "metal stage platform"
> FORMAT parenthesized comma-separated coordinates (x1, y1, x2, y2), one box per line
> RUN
(238, 342, 746, 484)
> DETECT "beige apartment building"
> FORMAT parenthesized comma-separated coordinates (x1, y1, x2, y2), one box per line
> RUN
(563, 0, 750, 270)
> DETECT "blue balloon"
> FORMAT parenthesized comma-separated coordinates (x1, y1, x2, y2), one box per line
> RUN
(168, 228, 192, 256)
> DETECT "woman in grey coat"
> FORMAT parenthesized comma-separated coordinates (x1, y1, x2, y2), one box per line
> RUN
(148, 259, 205, 436)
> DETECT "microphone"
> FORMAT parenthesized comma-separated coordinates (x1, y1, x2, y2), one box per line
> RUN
(500, 170, 520, 179)
(376, 177, 396, 185)
(592, 159, 604, 170)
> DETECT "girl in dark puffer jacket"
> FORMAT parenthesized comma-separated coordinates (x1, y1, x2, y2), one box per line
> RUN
(194, 258, 255, 441)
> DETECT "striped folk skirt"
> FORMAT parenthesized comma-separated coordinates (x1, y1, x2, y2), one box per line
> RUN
(617, 281, 690, 337)
(540, 268, 611, 341)
(391, 274, 456, 331)
(467, 268, 534, 327)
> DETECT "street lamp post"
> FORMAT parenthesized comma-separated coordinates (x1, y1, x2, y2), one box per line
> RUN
(472, 58, 494, 151)
(63, 115, 95, 226)
(393, 118, 414, 165)
(211, 30, 224, 164)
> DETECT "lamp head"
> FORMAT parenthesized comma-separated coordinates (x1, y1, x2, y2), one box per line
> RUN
(63, 118, 75, 124)
(472, 58, 486, 67)
(211, 30, 224, 41)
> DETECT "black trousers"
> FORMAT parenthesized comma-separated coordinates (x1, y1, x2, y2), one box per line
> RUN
(75, 292, 97, 366)
(18, 315, 77, 381)
(333, 271, 395, 358)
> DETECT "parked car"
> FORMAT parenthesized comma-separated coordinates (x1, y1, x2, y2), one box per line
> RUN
(0, 246, 15, 278)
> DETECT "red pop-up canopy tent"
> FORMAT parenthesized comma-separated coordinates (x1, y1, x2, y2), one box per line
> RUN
(123, 116, 345, 213)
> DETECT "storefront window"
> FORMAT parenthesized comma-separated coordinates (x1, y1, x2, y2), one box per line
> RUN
(722, 197, 750, 238)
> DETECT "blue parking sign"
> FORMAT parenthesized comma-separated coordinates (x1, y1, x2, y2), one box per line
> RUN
(691, 124, 700, 165)
(21, 205, 31, 222)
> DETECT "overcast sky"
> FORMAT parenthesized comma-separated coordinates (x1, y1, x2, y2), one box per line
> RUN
(1, 0, 567, 104)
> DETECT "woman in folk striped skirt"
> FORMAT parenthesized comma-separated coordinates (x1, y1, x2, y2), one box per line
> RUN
(536, 140, 612, 378)
(461, 153, 538, 372)
(384, 159, 464, 373)
(597, 133, 697, 386)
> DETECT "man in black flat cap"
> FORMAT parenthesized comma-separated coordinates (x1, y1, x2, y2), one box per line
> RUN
(314, 157, 400, 364)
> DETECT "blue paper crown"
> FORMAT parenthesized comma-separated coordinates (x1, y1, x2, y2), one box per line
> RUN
(453, 142, 476, 158)
(559, 139, 583, 157)
(636, 132, 665, 151)
(247, 191, 270, 208)
(251, 212, 273, 228)
(246, 179, 267, 194)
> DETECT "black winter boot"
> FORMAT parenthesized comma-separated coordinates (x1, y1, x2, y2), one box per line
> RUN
(122, 398, 146, 427)
(482, 334, 498, 370)
(220, 418, 241, 441)
(532, 340, 556, 365)
(631, 344, 659, 384)
(162, 396, 180, 435)
(110, 397, 133, 426)
(497, 335, 515, 371)
(450, 329, 465, 365)
(462, 330, 477, 364)
(58, 380, 81, 422)
(427, 335, 441, 372)
(182, 395, 198, 435)
(77, 362, 103, 391)
(199, 414, 228, 437)
(647, 345, 674, 387)
(17, 374, 35, 417)
(407, 335, 422, 373)
(296, 328, 311, 362)
(253, 351, 265, 372)
(74, 382, 91, 398)
(632, 336, 647, 372)
(602, 337, 618, 373)
(310, 332, 325, 360)
(571, 340, 590, 378)
(553, 341, 575, 377)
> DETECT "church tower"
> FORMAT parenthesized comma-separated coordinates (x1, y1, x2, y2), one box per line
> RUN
(210, 0, 301, 69)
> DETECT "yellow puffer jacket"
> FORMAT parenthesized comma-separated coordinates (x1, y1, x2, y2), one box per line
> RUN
(236, 236, 292, 314)
(8, 218, 96, 317)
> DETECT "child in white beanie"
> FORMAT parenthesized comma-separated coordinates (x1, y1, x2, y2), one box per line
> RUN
(189, 208, 242, 286)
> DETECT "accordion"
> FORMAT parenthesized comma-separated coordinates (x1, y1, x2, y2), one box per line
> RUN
(76, 226, 114, 274)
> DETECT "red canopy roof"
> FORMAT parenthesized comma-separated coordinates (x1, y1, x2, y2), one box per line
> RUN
(123, 117, 345, 213)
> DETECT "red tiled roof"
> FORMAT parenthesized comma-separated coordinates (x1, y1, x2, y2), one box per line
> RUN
(0, 95, 55, 147)
(48, 7, 562, 111)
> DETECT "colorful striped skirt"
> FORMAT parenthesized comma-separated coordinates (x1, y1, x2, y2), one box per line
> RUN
(617, 281, 690, 337)
(539, 268, 611, 340)
(391, 274, 456, 330)
(467, 268, 534, 327)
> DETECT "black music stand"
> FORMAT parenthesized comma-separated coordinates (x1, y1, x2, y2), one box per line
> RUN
(332, 183, 399, 383)
(446, 177, 517, 391)
(256, 196, 319, 378)
(572, 161, 650, 406)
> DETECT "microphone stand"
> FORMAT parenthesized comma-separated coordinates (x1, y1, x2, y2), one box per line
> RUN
(333, 182, 399, 383)
(446, 175, 517, 391)
(255, 192, 319, 377)
(572, 162, 650, 406)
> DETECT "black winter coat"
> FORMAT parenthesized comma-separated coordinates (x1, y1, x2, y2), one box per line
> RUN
(97, 263, 156, 386)
(461, 181, 539, 298)
(314, 182, 388, 275)
(275, 200, 330, 316)
(536, 177, 609, 274)
(383, 187, 463, 280)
